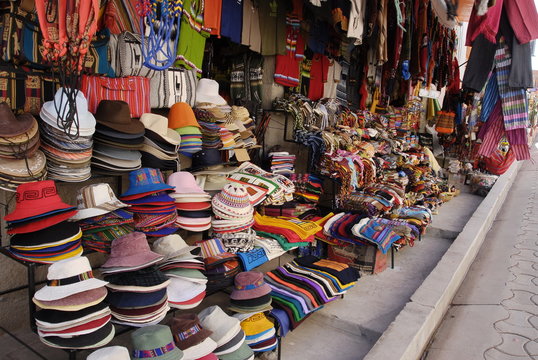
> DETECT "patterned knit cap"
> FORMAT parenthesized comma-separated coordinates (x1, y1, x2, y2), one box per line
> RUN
(211, 184, 253, 220)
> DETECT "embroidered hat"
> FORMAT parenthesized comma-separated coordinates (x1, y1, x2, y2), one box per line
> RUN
(211, 183, 254, 220)
(198, 305, 241, 347)
(70, 183, 129, 220)
(141, 113, 181, 146)
(34, 256, 108, 301)
(169, 314, 217, 360)
(94, 100, 145, 135)
(4, 180, 75, 222)
(230, 271, 272, 301)
(101, 232, 163, 269)
(87, 346, 130, 360)
(131, 325, 184, 360)
(195, 79, 227, 106)
(168, 171, 207, 195)
(168, 102, 201, 129)
(152, 234, 200, 262)
(120, 168, 174, 198)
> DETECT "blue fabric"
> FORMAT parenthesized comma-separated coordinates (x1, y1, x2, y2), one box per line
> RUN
(237, 248, 269, 271)
(269, 309, 290, 337)
(481, 71, 499, 122)
(221, 0, 243, 44)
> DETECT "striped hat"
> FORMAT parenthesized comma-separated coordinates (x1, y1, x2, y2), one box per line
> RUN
(211, 184, 253, 220)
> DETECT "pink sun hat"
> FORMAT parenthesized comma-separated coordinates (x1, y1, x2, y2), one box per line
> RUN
(101, 232, 163, 269)
(168, 171, 207, 195)
(230, 271, 271, 301)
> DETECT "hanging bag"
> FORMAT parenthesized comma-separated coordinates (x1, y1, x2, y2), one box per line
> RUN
(116, 31, 156, 78)
(435, 111, 455, 134)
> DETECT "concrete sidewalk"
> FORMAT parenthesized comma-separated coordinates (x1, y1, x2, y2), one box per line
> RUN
(422, 154, 538, 360)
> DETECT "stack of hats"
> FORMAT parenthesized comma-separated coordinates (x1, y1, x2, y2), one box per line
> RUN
(153, 235, 207, 309)
(101, 232, 170, 327)
(87, 346, 130, 360)
(140, 113, 181, 171)
(193, 109, 223, 149)
(131, 325, 184, 360)
(239, 312, 278, 353)
(199, 305, 253, 360)
(168, 102, 203, 156)
(168, 172, 211, 232)
(231, 106, 256, 147)
(119, 168, 178, 236)
(197, 239, 241, 294)
(5, 180, 83, 263)
(39, 88, 95, 182)
(211, 183, 255, 237)
(268, 151, 295, 176)
(169, 314, 218, 360)
(0, 103, 47, 191)
(229, 272, 272, 314)
(92, 100, 144, 174)
(32, 256, 114, 349)
(70, 183, 134, 253)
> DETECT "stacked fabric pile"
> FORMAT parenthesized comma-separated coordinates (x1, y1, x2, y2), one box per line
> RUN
(263, 203, 317, 217)
(153, 235, 207, 310)
(5, 180, 82, 263)
(199, 305, 254, 360)
(168, 172, 212, 232)
(197, 239, 241, 294)
(350, 217, 420, 252)
(39, 88, 95, 182)
(211, 183, 255, 247)
(70, 183, 133, 253)
(252, 212, 321, 245)
(140, 113, 181, 171)
(268, 152, 295, 176)
(32, 257, 114, 349)
(169, 314, 218, 360)
(0, 103, 46, 191)
(291, 173, 324, 203)
(391, 206, 433, 234)
(229, 272, 272, 314)
(264, 256, 359, 330)
(119, 168, 178, 236)
(168, 102, 203, 156)
(229, 162, 295, 206)
(101, 232, 170, 327)
(92, 100, 144, 174)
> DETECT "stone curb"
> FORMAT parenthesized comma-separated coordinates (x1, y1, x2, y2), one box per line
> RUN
(363, 161, 524, 360)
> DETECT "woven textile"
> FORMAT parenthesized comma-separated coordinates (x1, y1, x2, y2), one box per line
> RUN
(495, 42, 528, 131)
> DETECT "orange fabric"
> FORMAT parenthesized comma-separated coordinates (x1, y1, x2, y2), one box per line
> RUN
(266, 272, 320, 308)
(168, 102, 201, 129)
(205, 0, 222, 36)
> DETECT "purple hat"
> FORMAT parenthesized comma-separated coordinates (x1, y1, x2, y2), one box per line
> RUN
(101, 232, 163, 269)
(230, 271, 271, 301)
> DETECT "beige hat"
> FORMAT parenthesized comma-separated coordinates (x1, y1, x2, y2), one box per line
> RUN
(152, 234, 200, 261)
(0, 149, 46, 177)
(140, 113, 181, 146)
(87, 346, 130, 360)
(70, 183, 129, 220)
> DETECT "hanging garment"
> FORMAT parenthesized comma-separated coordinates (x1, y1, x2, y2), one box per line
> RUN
(221, 0, 243, 43)
(347, 0, 366, 44)
(241, 0, 262, 53)
(308, 54, 329, 101)
(322, 59, 342, 99)
(205, 0, 223, 36)
(175, 0, 210, 76)
(274, 24, 305, 87)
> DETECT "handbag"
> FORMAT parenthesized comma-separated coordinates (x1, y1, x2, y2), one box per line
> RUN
(84, 29, 115, 77)
(11, 7, 50, 69)
(150, 67, 198, 108)
(0, 2, 15, 63)
(0, 67, 26, 111)
(435, 111, 455, 134)
(80, 75, 151, 117)
(484, 139, 515, 175)
(116, 31, 156, 78)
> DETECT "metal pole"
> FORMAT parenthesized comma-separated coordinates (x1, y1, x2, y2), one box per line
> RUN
(27, 263, 37, 333)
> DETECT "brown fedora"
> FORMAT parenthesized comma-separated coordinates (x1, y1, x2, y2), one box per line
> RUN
(94, 100, 145, 135)
(0, 103, 36, 138)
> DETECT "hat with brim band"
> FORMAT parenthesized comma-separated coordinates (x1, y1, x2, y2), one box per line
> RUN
(41, 90, 96, 136)
(39, 322, 115, 350)
(0, 118, 39, 145)
(189, 148, 226, 172)
(198, 305, 241, 347)
(87, 346, 130, 360)
(169, 313, 214, 351)
(92, 154, 142, 170)
(95, 124, 145, 139)
(35, 302, 109, 326)
(230, 272, 272, 301)
(131, 325, 184, 360)
(213, 329, 246, 356)
(70, 183, 129, 221)
(167, 277, 206, 303)
(34, 256, 108, 301)
(120, 168, 174, 198)
(101, 232, 163, 269)
(93, 143, 142, 161)
(33, 287, 108, 311)
(0, 134, 40, 158)
(141, 113, 181, 146)
(94, 100, 145, 135)
(218, 341, 254, 360)
(106, 279, 171, 293)
(37, 314, 112, 337)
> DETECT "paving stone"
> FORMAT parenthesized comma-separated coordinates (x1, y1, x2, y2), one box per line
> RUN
(484, 347, 529, 359)
(524, 339, 538, 356)
(509, 273, 538, 288)
(495, 333, 534, 356)
(509, 261, 538, 275)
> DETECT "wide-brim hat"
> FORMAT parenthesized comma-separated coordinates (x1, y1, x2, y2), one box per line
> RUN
(35, 302, 109, 328)
(40, 322, 115, 349)
(0, 149, 47, 179)
(95, 124, 145, 140)
(120, 168, 174, 198)
(195, 79, 227, 106)
(0, 103, 36, 137)
(169, 102, 201, 129)
(92, 153, 142, 170)
(213, 329, 246, 356)
(168, 171, 207, 195)
(93, 143, 142, 161)
(218, 341, 254, 360)
(168, 291, 206, 310)
(41, 89, 96, 136)
(37, 313, 112, 337)
(87, 346, 130, 360)
(131, 325, 184, 360)
(230, 272, 272, 301)
(190, 149, 225, 172)
(169, 313, 214, 351)
(198, 305, 241, 347)
(141, 113, 181, 146)
(94, 100, 145, 135)
(101, 232, 163, 269)
(33, 287, 108, 311)
(34, 256, 108, 301)
(70, 183, 129, 220)
(153, 234, 200, 262)
(240, 313, 274, 337)
(0, 116, 39, 145)
(167, 277, 206, 303)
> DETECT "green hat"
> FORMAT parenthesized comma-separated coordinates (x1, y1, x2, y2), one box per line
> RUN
(218, 341, 254, 360)
(131, 325, 184, 360)
(164, 268, 207, 282)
